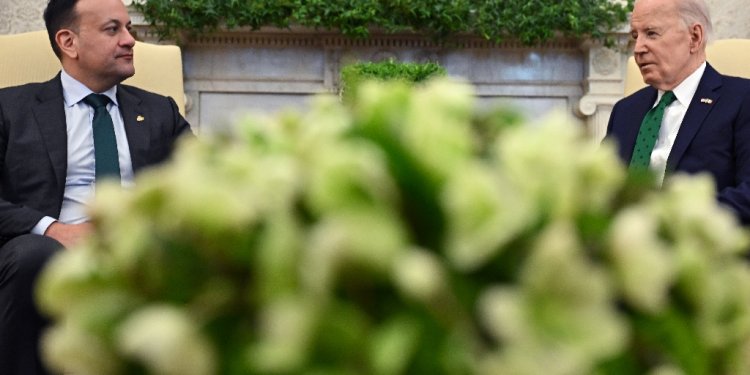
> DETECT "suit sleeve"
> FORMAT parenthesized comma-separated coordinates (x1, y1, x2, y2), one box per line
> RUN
(605, 101, 619, 138)
(603, 98, 634, 166)
(717, 89, 750, 224)
(0, 95, 49, 240)
(162, 94, 193, 162)
(168, 96, 192, 139)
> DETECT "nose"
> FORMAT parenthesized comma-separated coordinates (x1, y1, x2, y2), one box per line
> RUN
(633, 35, 647, 56)
(121, 28, 136, 48)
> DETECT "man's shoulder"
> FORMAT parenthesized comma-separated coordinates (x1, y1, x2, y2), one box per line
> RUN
(718, 73, 750, 92)
(0, 78, 59, 108)
(0, 80, 51, 99)
(117, 84, 172, 102)
(116, 84, 183, 114)
(614, 85, 656, 110)
(698, 64, 750, 93)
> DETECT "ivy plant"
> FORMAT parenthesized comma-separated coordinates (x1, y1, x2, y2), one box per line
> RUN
(133, 0, 633, 45)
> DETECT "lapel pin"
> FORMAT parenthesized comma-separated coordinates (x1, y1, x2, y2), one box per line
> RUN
(700, 98, 713, 104)
(136, 115, 145, 122)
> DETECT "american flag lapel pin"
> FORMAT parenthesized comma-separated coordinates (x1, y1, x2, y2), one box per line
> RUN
(700, 98, 713, 104)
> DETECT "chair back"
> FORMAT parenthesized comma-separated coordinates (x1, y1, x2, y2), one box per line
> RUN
(0, 30, 186, 115)
(624, 39, 750, 96)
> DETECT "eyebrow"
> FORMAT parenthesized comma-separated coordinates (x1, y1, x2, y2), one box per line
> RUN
(631, 25, 662, 33)
(101, 19, 132, 28)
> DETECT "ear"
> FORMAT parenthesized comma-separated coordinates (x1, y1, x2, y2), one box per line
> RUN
(688, 23, 705, 53)
(55, 29, 78, 59)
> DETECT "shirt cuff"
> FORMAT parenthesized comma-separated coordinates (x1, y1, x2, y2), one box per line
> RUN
(31, 216, 57, 235)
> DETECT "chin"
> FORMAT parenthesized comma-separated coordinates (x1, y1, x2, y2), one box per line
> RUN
(117, 69, 136, 82)
(642, 75, 660, 87)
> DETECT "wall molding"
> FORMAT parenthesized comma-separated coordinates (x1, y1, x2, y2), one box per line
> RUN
(182, 28, 583, 51)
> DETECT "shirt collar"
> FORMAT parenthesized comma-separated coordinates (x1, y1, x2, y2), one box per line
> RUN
(657, 61, 706, 107)
(60, 69, 119, 108)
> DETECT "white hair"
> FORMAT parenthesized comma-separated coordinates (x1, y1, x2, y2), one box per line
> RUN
(676, 0, 713, 44)
(634, 0, 713, 45)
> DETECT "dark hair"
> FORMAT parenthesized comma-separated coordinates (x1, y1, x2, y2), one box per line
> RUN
(43, 0, 80, 58)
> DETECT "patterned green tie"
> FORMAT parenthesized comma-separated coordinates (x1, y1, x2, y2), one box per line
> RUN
(83, 94, 121, 180)
(629, 91, 677, 170)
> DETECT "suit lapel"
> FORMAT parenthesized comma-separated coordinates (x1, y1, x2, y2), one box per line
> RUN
(666, 64, 722, 171)
(32, 76, 68, 190)
(117, 86, 150, 174)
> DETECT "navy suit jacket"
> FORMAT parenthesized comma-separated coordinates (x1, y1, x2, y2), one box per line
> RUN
(606, 63, 750, 223)
(0, 74, 191, 241)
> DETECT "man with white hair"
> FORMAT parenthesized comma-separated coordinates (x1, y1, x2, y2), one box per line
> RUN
(607, 0, 750, 223)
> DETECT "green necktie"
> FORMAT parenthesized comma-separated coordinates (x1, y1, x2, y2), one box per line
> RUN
(83, 93, 121, 180)
(629, 91, 677, 170)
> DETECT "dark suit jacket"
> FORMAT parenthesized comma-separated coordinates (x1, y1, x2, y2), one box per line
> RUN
(0, 74, 191, 241)
(606, 63, 750, 223)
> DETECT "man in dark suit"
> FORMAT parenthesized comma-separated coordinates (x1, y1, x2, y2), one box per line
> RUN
(607, 0, 750, 223)
(0, 0, 191, 373)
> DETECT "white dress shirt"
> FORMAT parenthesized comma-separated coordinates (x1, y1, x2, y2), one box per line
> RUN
(650, 61, 707, 185)
(31, 70, 135, 234)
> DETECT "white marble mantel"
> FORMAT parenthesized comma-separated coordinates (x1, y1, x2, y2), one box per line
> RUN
(170, 28, 611, 137)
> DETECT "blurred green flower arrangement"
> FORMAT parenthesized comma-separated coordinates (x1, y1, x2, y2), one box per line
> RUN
(38, 79, 750, 375)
